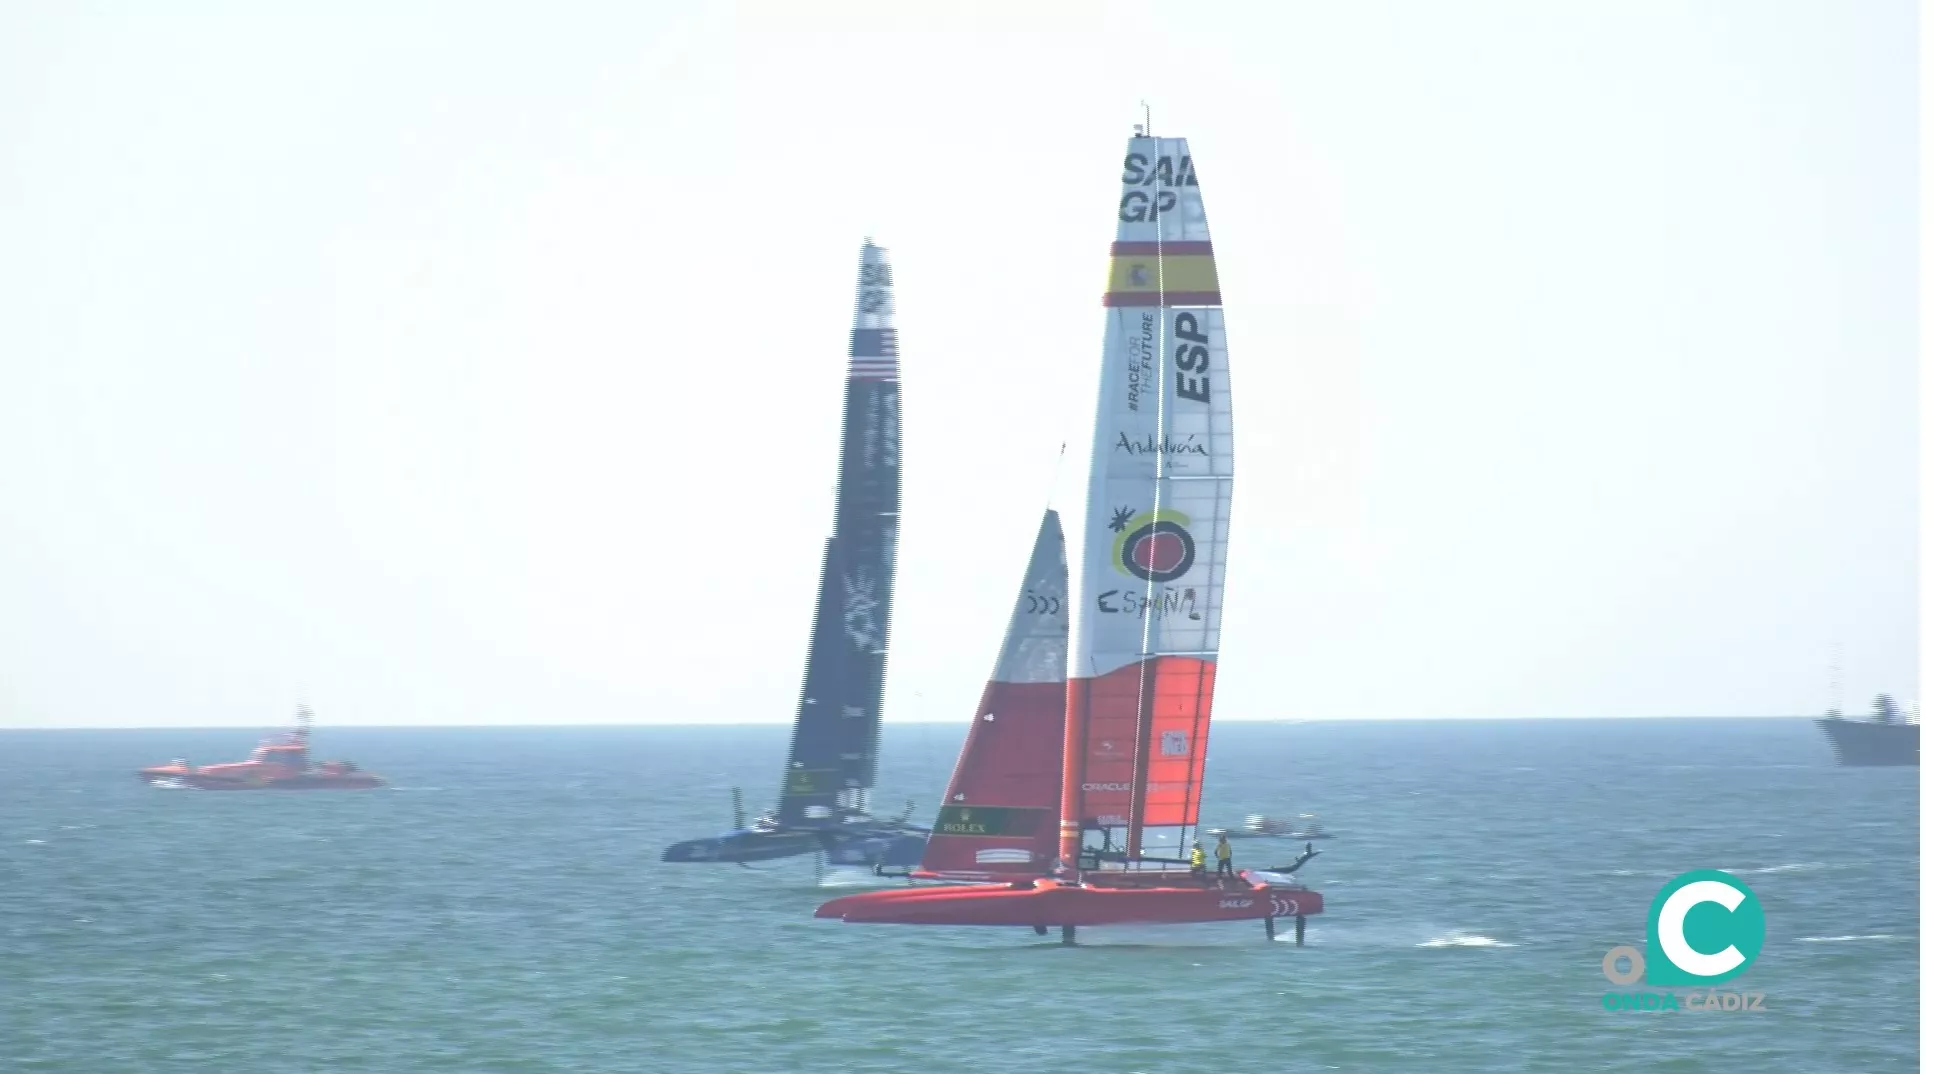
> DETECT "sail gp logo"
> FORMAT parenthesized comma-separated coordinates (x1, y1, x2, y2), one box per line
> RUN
(1601, 870, 1768, 1013)
(1118, 151, 1197, 222)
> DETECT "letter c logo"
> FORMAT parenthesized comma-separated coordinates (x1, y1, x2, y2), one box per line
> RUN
(1657, 880, 1746, 977)
(1644, 870, 1765, 985)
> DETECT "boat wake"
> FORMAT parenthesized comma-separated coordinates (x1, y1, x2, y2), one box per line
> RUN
(817, 868, 902, 889)
(1417, 931, 1517, 949)
(1797, 933, 1902, 943)
(1604, 862, 1827, 879)
(1661, 763, 1813, 771)
(1025, 934, 1253, 951)
(1256, 922, 1513, 949)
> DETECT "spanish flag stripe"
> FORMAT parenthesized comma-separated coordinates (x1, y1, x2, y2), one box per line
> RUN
(1105, 254, 1220, 293)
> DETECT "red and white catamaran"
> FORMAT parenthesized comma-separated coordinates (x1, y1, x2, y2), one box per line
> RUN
(816, 122, 1323, 943)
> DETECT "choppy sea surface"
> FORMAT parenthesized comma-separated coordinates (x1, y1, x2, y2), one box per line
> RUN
(2, 718, 1919, 1072)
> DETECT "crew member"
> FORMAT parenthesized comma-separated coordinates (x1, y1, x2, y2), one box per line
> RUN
(1214, 833, 1234, 880)
(1188, 841, 1207, 883)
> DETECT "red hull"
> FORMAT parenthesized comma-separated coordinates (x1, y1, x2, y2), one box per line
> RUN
(815, 876, 1322, 927)
(184, 774, 384, 790)
(139, 767, 385, 790)
(140, 709, 381, 791)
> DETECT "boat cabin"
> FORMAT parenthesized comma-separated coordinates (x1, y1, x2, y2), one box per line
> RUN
(252, 742, 310, 773)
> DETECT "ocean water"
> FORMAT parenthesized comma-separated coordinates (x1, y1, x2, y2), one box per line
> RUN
(2, 718, 1918, 1073)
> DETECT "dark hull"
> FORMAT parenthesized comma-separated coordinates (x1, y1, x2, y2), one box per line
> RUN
(661, 825, 927, 866)
(1817, 718, 1919, 766)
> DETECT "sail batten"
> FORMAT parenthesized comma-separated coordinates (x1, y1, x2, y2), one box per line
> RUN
(1060, 134, 1233, 865)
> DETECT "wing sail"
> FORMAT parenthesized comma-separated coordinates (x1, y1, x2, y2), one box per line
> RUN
(1061, 136, 1232, 860)
(776, 241, 902, 825)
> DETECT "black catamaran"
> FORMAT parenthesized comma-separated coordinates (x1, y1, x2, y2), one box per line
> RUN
(661, 240, 927, 869)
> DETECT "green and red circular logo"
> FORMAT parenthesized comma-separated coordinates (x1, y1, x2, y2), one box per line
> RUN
(1108, 506, 1196, 584)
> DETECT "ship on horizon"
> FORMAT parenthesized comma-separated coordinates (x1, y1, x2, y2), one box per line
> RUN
(1817, 694, 1919, 767)
(138, 706, 386, 789)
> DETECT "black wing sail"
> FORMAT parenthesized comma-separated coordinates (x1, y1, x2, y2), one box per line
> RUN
(776, 240, 902, 826)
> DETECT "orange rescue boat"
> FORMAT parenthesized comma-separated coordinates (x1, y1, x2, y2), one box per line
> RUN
(139, 706, 385, 790)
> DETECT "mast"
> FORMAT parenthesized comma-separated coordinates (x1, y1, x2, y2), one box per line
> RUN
(1060, 124, 1230, 869)
(777, 241, 903, 826)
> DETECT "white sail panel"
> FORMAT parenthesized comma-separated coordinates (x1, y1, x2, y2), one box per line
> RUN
(1069, 136, 1232, 681)
(991, 512, 1070, 686)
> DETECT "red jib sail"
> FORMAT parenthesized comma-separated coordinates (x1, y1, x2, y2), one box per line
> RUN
(1060, 134, 1232, 863)
(917, 510, 1069, 878)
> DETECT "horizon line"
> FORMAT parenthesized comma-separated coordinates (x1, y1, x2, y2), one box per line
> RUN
(0, 713, 1828, 731)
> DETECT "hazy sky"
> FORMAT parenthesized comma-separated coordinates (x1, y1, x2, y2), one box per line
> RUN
(0, 1, 1918, 728)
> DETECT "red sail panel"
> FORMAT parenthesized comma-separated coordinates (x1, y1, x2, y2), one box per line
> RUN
(917, 511, 1069, 878)
(1069, 657, 1214, 834)
(917, 680, 1066, 876)
(1141, 657, 1215, 828)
